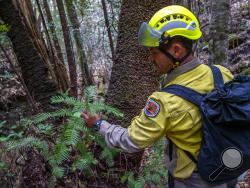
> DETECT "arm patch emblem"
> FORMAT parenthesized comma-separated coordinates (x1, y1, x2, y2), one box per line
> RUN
(144, 99, 160, 118)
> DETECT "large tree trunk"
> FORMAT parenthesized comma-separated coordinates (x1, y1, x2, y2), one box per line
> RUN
(209, 0, 230, 66)
(56, 0, 78, 97)
(65, 0, 93, 88)
(106, 1, 168, 126)
(0, 0, 58, 108)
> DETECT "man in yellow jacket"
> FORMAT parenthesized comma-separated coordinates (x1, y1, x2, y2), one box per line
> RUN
(83, 5, 233, 188)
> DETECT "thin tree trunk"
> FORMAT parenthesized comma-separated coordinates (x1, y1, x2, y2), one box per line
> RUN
(209, 0, 230, 66)
(65, 0, 93, 87)
(56, 0, 77, 97)
(37, 0, 70, 92)
(35, 0, 69, 92)
(101, 0, 115, 60)
(43, 0, 64, 63)
(26, 0, 36, 24)
(35, 0, 55, 63)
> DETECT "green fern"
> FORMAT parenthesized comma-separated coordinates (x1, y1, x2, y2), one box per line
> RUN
(63, 124, 80, 146)
(7, 137, 49, 157)
(89, 103, 123, 117)
(72, 154, 97, 171)
(52, 166, 64, 178)
(121, 139, 168, 187)
(84, 85, 97, 103)
(3, 86, 123, 185)
(51, 142, 70, 165)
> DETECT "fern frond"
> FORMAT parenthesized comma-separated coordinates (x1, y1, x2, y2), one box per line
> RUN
(52, 143, 70, 165)
(50, 108, 74, 117)
(72, 158, 89, 171)
(84, 86, 97, 103)
(52, 166, 64, 178)
(127, 172, 136, 187)
(89, 103, 123, 117)
(20, 118, 34, 127)
(6, 137, 49, 159)
(63, 125, 80, 146)
(32, 113, 52, 124)
(7, 137, 44, 151)
(47, 176, 57, 188)
(150, 173, 161, 183)
(101, 148, 115, 167)
(51, 95, 84, 108)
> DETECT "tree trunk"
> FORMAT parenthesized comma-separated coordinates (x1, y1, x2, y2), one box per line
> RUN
(101, 0, 115, 60)
(106, 0, 168, 126)
(0, 0, 58, 108)
(65, 0, 93, 88)
(56, 0, 78, 97)
(40, 0, 70, 92)
(43, 0, 64, 63)
(209, 0, 230, 66)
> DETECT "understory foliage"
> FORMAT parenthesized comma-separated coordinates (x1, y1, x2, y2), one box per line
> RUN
(0, 86, 168, 187)
(121, 139, 168, 188)
(1, 86, 123, 186)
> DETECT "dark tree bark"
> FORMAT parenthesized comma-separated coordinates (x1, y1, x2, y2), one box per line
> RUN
(0, 0, 58, 108)
(65, 0, 93, 87)
(38, 0, 70, 92)
(43, 0, 64, 63)
(101, 0, 115, 59)
(209, 0, 230, 66)
(56, 0, 78, 97)
(106, 0, 169, 126)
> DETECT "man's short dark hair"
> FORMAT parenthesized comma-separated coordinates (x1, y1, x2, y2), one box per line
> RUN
(163, 36, 194, 52)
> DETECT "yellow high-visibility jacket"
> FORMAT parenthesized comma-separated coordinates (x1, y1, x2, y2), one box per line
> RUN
(99, 58, 233, 179)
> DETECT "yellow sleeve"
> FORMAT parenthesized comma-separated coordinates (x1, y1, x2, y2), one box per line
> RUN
(214, 65, 234, 83)
(127, 93, 170, 148)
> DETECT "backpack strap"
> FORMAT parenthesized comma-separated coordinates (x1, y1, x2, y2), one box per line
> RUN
(183, 150, 198, 164)
(209, 65, 224, 90)
(162, 65, 224, 167)
(162, 84, 204, 106)
(162, 85, 203, 166)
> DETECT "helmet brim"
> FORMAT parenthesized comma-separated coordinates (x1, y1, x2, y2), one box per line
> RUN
(138, 22, 162, 47)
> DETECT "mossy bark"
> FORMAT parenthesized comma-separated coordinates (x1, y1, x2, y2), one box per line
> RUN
(106, 0, 170, 126)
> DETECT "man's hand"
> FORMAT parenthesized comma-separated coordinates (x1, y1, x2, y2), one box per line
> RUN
(82, 111, 101, 128)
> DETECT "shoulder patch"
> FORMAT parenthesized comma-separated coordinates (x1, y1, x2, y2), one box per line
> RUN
(144, 99, 160, 118)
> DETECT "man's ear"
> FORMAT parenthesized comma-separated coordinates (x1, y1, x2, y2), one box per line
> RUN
(173, 43, 184, 58)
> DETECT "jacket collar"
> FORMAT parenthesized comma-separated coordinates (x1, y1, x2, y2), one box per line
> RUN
(162, 57, 202, 86)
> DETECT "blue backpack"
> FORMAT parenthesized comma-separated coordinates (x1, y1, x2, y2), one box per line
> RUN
(162, 65, 250, 186)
